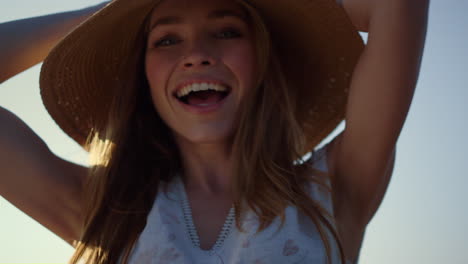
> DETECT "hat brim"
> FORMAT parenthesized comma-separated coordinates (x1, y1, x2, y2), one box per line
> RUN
(40, 0, 364, 152)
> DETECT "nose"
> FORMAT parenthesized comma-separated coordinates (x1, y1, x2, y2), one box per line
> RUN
(184, 59, 212, 68)
(182, 41, 217, 69)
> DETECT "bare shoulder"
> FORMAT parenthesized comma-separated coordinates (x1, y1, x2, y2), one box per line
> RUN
(0, 107, 86, 245)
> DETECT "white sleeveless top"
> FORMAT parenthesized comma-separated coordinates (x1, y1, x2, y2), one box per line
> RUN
(126, 145, 353, 264)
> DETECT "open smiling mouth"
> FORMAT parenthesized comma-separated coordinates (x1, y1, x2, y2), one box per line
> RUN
(174, 83, 231, 106)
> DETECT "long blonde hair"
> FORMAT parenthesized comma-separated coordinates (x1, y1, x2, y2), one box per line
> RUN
(70, 1, 345, 263)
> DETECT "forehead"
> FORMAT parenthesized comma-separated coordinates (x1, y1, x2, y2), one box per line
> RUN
(149, 0, 247, 25)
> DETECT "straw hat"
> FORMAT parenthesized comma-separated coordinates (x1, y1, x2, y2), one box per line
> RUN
(40, 0, 364, 152)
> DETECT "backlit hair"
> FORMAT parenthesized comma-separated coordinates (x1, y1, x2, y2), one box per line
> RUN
(70, 1, 345, 263)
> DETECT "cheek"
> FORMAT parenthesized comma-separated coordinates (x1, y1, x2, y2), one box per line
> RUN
(224, 44, 257, 88)
(145, 54, 172, 112)
(146, 54, 168, 88)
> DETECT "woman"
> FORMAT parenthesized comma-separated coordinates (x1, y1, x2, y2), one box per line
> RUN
(0, 0, 429, 263)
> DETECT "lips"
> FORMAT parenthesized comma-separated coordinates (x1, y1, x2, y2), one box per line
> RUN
(173, 80, 231, 97)
(172, 80, 232, 111)
(180, 90, 229, 105)
(176, 92, 230, 114)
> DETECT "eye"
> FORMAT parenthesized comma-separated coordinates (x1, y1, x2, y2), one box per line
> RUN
(154, 35, 181, 47)
(216, 28, 243, 39)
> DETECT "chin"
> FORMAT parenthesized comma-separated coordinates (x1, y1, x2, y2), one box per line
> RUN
(176, 125, 235, 146)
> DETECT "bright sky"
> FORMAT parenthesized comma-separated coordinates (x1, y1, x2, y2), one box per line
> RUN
(1, 0, 467, 263)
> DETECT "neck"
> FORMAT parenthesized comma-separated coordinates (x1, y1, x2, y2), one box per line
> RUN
(175, 136, 234, 196)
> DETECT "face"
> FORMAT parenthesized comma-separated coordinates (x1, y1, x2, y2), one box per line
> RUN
(145, 0, 258, 147)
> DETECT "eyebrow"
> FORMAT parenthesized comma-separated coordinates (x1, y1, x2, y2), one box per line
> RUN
(149, 9, 247, 31)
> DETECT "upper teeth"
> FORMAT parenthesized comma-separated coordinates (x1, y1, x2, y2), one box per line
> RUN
(176, 83, 228, 98)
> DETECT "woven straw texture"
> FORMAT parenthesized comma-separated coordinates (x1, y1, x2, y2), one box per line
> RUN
(40, 0, 365, 152)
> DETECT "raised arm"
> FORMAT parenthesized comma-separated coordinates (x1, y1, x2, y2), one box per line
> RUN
(0, 2, 107, 83)
(0, 3, 108, 245)
(0, 107, 87, 245)
(327, 0, 429, 260)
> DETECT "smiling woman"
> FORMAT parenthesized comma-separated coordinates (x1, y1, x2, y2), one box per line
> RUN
(145, 0, 258, 145)
(0, 0, 429, 263)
